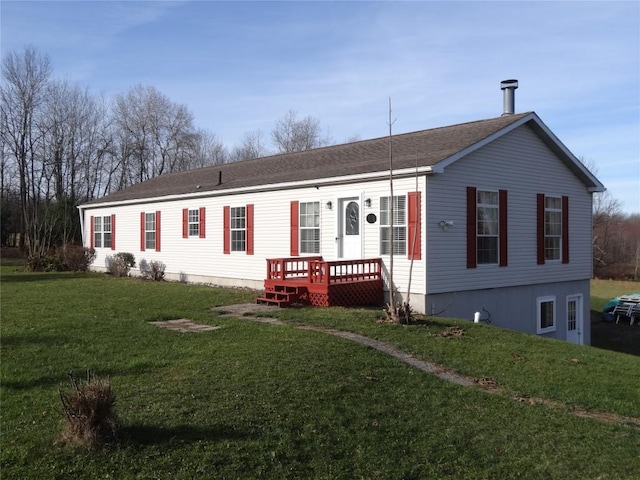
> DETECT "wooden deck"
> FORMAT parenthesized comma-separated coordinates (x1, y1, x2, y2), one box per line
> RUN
(256, 257, 383, 308)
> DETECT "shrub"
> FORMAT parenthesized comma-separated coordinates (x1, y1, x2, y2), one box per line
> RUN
(107, 252, 135, 277)
(58, 370, 117, 449)
(142, 260, 166, 281)
(25, 253, 61, 272)
(59, 245, 96, 272)
(23, 246, 96, 272)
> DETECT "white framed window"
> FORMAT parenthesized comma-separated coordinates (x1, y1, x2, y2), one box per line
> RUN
(537, 295, 556, 334)
(94, 216, 103, 248)
(93, 215, 112, 249)
(477, 190, 499, 264)
(145, 212, 156, 250)
(544, 196, 562, 261)
(230, 206, 246, 252)
(299, 201, 320, 254)
(380, 195, 406, 255)
(188, 208, 199, 237)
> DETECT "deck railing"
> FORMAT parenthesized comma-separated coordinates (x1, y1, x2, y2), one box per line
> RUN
(266, 257, 382, 285)
(266, 256, 323, 281)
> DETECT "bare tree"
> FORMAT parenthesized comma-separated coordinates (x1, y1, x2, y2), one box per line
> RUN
(1, 46, 52, 255)
(192, 129, 228, 167)
(112, 85, 199, 188)
(230, 130, 269, 161)
(271, 110, 330, 153)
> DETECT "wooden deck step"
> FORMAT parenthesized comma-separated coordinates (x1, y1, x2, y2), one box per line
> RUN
(256, 285, 304, 308)
(256, 297, 291, 308)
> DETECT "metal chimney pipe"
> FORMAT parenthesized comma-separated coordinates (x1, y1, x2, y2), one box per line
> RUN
(500, 79, 518, 116)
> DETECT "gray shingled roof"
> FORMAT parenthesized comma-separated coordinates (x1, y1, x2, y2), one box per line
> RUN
(86, 112, 534, 205)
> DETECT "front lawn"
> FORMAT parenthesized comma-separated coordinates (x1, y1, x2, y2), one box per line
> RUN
(1, 268, 639, 479)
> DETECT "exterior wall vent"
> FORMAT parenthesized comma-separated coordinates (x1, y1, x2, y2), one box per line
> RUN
(500, 79, 518, 116)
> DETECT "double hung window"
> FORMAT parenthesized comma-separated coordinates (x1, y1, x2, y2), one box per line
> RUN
(477, 191, 499, 264)
(537, 194, 568, 264)
(188, 209, 200, 237)
(230, 207, 246, 252)
(299, 201, 320, 254)
(380, 195, 406, 256)
(544, 196, 562, 261)
(93, 216, 112, 249)
(145, 213, 157, 250)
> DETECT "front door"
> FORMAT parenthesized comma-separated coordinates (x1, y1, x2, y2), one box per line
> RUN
(338, 197, 361, 259)
(566, 295, 583, 344)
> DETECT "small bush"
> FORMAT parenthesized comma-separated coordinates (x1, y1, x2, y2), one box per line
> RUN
(25, 253, 61, 272)
(58, 370, 117, 449)
(59, 245, 96, 271)
(142, 260, 166, 281)
(107, 252, 135, 277)
(23, 246, 96, 272)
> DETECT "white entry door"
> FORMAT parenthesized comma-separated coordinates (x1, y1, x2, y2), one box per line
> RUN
(338, 197, 361, 259)
(566, 295, 583, 345)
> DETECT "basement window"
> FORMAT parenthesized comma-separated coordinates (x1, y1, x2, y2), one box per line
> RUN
(537, 295, 556, 334)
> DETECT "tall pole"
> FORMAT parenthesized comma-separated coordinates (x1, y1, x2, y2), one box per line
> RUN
(388, 98, 395, 314)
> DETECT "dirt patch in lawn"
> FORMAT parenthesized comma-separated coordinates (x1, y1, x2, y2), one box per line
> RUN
(149, 319, 221, 333)
(211, 303, 284, 324)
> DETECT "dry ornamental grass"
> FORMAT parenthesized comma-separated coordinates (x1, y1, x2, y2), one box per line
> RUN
(58, 370, 118, 449)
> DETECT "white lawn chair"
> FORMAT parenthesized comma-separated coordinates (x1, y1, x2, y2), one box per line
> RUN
(613, 302, 635, 325)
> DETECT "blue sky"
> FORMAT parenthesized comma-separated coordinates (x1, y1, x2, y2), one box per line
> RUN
(2, 0, 639, 213)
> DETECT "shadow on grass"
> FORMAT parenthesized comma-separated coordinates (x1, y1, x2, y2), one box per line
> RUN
(591, 310, 640, 356)
(119, 423, 250, 446)
(2, 362, 165, 390)
(0, 272, 95, 283)
(1, 333, 70, 347)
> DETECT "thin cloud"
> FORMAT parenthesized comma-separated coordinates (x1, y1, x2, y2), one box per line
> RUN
(2, 0, 638, 212)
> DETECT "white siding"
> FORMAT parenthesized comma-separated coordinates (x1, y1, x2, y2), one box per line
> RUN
(425, 124, 593, 294)
(82, 122, 595, 326)
(83, 179, 426, 297)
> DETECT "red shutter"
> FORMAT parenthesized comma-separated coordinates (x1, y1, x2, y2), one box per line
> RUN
(536, 194, 545, 265)
(111, 214, 116, 250)
(182, 208, 188, 238)
(199, 207, 206, 239)
(90, 216, 94, 249)
(466, 187, 477, 269)
(223, 206, 230, 254)
(562, 196, 569, 264)
(499, 190, 507, 266)
(140, 212, 146, 251)
(155, 211, 161, 252)
(408, 192, 421, 260)
(246, 204, 254, 255)
(290, 201, 299, 256)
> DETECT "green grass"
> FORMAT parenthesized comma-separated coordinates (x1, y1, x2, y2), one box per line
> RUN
(591, 278, 640, 311)
(1, 267, 639, 479)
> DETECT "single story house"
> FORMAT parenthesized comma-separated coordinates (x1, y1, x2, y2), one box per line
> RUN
(78, 81, 604, 345)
